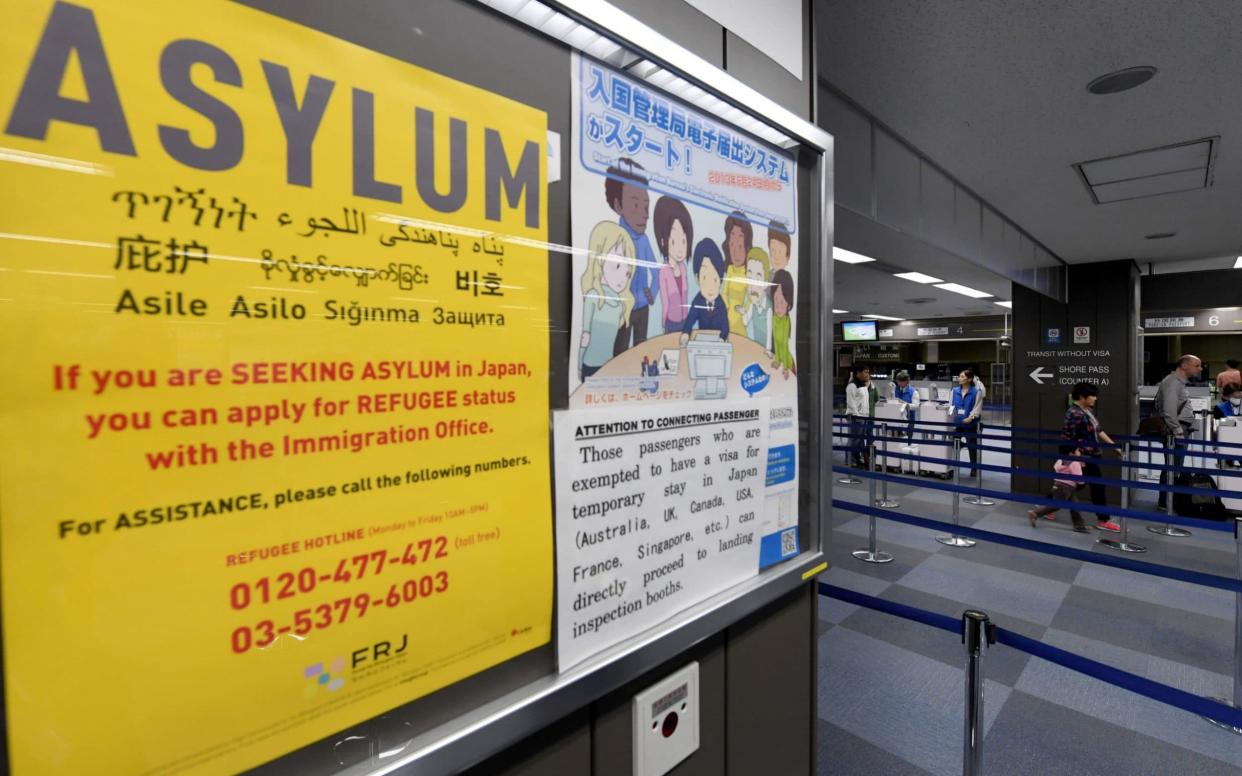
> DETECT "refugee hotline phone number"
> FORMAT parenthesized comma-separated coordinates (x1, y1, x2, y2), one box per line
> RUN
(229, 539, 448, 654)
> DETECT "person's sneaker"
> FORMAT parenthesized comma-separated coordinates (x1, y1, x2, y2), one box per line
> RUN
(1041, 513, 1058, 521)
(1095, 521, 1121, 533)
(1027, 510, 1038, 527)
(1072, 525, 1090, 533)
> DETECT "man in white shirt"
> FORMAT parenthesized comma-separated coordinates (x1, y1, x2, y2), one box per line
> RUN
(845, 365, 877, 468)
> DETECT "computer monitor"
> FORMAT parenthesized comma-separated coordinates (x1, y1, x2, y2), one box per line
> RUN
(842, 320, 878, 341)
(686, 332, 733, 400)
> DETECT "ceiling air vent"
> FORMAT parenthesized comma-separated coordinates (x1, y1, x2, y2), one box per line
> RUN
(1073, 137, 1217, 204)
(903, 297, 935, 305)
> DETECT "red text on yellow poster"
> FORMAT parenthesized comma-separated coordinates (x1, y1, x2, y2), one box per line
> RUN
(0, 1, 551, 773)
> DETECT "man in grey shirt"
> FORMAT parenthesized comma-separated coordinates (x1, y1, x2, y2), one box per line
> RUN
(1152, 354, 1202, 507)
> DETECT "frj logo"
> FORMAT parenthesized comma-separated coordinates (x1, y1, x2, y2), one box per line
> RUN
(303, 656, 347, 698)
(351, 633, 409, 669)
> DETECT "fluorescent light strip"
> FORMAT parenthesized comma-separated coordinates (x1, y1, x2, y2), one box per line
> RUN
(994, 301, 1013, 309)
(934, 282, 993, 299)
(893, 271, 943, 284)
(1234, 256, 1242, 269)
(861, 314, 903, 321)
(833, 247, 876, 264)
(832, 309, 849, 314)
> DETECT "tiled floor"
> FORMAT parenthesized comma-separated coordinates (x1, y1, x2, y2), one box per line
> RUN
(819, 439, 1241, 775)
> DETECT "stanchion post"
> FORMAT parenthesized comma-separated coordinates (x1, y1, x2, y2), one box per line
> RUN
(1202, 412, 1212, 470)
(853, 441, 894, 564)
(961, 610, 994, 776)
(964, 420, 994, 507)
(1203, 515, 1242, 735)
(1099, 441, 1146, 553)
(938, 437, 976, 548)
(875, 422, 900, 509)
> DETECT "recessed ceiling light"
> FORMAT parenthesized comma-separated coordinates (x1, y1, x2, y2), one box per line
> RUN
(833, 247, 876, 264)
(861, 314, 903, 321)
(934, 282, 993, 299)
(894, 271, 943, 284)
(832, 309, 849, 314)
(994, 301, 1013, 308)
(1144, 232, 1176, 240)
(1087, 66, 1156, 95)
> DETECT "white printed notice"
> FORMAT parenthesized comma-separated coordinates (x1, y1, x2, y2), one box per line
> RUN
(553, 399, 768, 670)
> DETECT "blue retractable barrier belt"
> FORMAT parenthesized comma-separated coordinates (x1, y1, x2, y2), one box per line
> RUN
(829, 444, 1242, 499)
(816, 584, 1242, 730)
(832, 498, 1242, 591)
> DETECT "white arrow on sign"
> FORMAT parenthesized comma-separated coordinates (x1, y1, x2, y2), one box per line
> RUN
(1029, 367, 1054, 385)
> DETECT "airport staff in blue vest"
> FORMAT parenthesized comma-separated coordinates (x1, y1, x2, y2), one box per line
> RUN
(1216, 383, 1240, 418)
(890, 370, 920, 434)
(950, 369, 982, 475)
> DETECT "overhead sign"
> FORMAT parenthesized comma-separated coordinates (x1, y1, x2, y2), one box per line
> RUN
(1144, 315, 1195, 329)
(0, 2, 552, 774)
(1022, 348, 1113, 388)
(1140, 311, 1242, 333)
(1073, 326, 1090, 344)
(917, 326, 950, 337)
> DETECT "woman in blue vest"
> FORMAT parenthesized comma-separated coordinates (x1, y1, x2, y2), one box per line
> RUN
(950, 369, 982, 475)
(1216, 383, 1240, 418)
(891, 370, 920, 435)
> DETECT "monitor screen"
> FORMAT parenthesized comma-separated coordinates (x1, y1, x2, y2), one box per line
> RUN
(694, 354, 729, 377)
(842, 320, 878, 341)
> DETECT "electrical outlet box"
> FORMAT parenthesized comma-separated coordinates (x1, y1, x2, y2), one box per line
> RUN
(632, 662, 699, 776)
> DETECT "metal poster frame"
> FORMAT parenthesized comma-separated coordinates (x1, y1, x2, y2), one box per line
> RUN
(328, 2, 835, 773)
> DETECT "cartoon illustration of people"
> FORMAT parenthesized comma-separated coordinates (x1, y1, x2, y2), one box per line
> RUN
(579, 222, 636, 383)
(737, 247, 771, 347)
(604, 158, 657, 354)
(653, 195, 693, 334)
(680, 239, 729, 343)
(721, 211, 752, 337)
(767, 220, 791, 274)
(770, 268, 795, 379)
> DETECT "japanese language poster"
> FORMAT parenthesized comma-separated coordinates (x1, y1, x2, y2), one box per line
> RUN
(569, 54, 801, 569)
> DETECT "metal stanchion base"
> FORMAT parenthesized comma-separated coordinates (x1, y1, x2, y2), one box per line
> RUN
(836, 475, 861, 485)
(1146, 524, 1192, 537)
(1202, 698, 1242, 735)
(874, 498, 900, 508)
(851, 549, 894, 564)
(936, 535, 976, 548)
(963, 496, 996, 506)
(1097, 538, 1148, 553)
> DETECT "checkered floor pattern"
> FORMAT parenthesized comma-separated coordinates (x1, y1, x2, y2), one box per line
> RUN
(819, 443, 1241, 776)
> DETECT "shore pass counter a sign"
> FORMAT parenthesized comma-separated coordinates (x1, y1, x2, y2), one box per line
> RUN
(0, 2, 554, 773)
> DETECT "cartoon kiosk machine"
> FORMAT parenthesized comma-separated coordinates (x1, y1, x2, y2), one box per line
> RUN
(685, 331, 733, 400)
